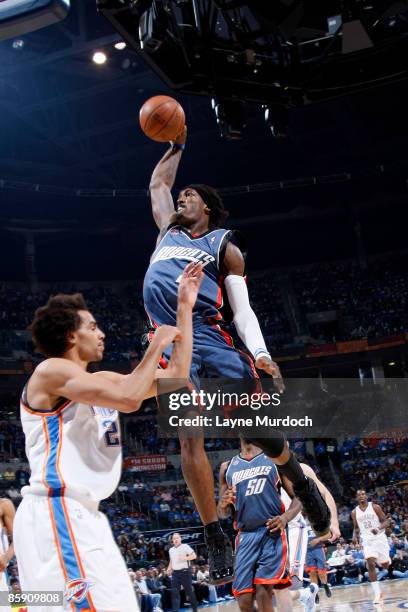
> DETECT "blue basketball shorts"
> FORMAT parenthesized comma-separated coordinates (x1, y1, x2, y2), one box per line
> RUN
(232, 527, 291, 597)
(159, 322, 258, 388)
(305, 545, 327, 573)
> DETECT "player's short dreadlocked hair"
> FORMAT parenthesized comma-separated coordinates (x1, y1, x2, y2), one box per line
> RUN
(186, 184, 229, 227)
(28, 293, 88, 358)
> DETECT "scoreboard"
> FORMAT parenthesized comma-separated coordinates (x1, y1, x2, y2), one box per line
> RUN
(0, 0, 70, 40)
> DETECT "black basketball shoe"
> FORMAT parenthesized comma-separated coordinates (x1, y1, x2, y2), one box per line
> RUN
(294, 476, 331, 537)
(205, 532, 234, 585)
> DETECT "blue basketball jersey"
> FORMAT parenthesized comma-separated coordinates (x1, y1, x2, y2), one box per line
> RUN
(143, 224, 237, 326)
(225, 453, 284, 531)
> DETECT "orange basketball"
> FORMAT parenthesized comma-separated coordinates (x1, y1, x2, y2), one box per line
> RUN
(139, 95, 185, 142)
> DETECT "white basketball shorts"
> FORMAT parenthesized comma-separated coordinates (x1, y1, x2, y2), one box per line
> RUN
(13, 494, 139, 612)
(362, 535, 391, 565)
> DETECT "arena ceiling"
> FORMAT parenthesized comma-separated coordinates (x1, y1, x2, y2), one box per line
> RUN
(0, 0, 408, 280)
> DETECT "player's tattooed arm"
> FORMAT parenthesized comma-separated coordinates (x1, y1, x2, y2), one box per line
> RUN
(217, 461, 236, 519)
(372, 504, 389, 534)
(0, 499, 15, 571)
(149, 127, 187, 238)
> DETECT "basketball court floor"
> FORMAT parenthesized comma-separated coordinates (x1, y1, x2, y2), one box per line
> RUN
(207, 579, 408, 611)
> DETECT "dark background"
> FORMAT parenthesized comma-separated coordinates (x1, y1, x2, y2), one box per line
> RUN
(1, 0, 408, 282)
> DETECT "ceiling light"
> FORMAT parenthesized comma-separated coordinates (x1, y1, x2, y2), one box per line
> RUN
(93, 51, 107, 65)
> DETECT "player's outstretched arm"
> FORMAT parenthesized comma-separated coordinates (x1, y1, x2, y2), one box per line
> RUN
(96, 263, 203, 401)
(36, 325, 180, 413)
(300, 463, 340, 541)
(222, 241, 284, 392)
(149, 127, 187, 237)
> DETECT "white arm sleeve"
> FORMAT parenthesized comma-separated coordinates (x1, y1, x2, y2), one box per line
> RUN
(224, 274, 271, 361)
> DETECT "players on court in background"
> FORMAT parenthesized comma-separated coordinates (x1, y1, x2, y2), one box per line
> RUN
(14, 262, 203, 612)
(218, 438, 318, 612)
(273, 461, 339, 612)
(0, 498, 15, 612)
(144, 124, 331, 582)
(352, 489, 391, 605)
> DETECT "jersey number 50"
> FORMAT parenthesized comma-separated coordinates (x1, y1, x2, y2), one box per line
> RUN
(245, 478, 267, 497)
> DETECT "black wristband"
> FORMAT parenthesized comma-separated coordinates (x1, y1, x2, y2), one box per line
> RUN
(172, 143, 185, 151)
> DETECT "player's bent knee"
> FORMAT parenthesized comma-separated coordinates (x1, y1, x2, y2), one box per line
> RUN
(179, 436, 205, 453)
(247, 434, 286, 458)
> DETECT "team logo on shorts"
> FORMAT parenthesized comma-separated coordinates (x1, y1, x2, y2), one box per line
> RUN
(64, 578, 93, 604)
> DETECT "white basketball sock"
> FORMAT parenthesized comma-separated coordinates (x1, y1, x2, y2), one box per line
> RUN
(371, 580, 381, 597)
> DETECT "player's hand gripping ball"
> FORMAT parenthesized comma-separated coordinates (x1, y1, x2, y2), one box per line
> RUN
(140, 95, 185, 142)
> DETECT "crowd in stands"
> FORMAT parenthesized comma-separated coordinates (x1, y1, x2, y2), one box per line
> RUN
(247, 275, 293, 348)
(0, 421, 26, 462)
(292, 254, 408, 341)
(124, 416, 242, 457)
(129, 564, 234, 612)
(2, 252, 408, 361)
(0, 284, 143, 362)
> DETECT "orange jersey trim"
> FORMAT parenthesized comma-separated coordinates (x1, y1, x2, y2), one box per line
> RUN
(21, 399, 71, 416)
(232, 587, 254, 597)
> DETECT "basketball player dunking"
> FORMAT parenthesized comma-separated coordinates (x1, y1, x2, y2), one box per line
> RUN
(144, 127, 331, 582)
(0, 497, 15, 612)
(14, 263, 203, 612)
(352, 489, 390, 605)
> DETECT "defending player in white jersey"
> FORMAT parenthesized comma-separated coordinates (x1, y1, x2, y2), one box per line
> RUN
(352, 489, 390, 605)
(14, 262, 203, 612)
(0, 498, 15, 612)
(274, 464, 340, 612)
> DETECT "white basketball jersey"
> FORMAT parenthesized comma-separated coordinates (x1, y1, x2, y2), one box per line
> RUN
(355, 502, 382, 542)
(20, 386, 122, 505)
(281, 489, 307, 530)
